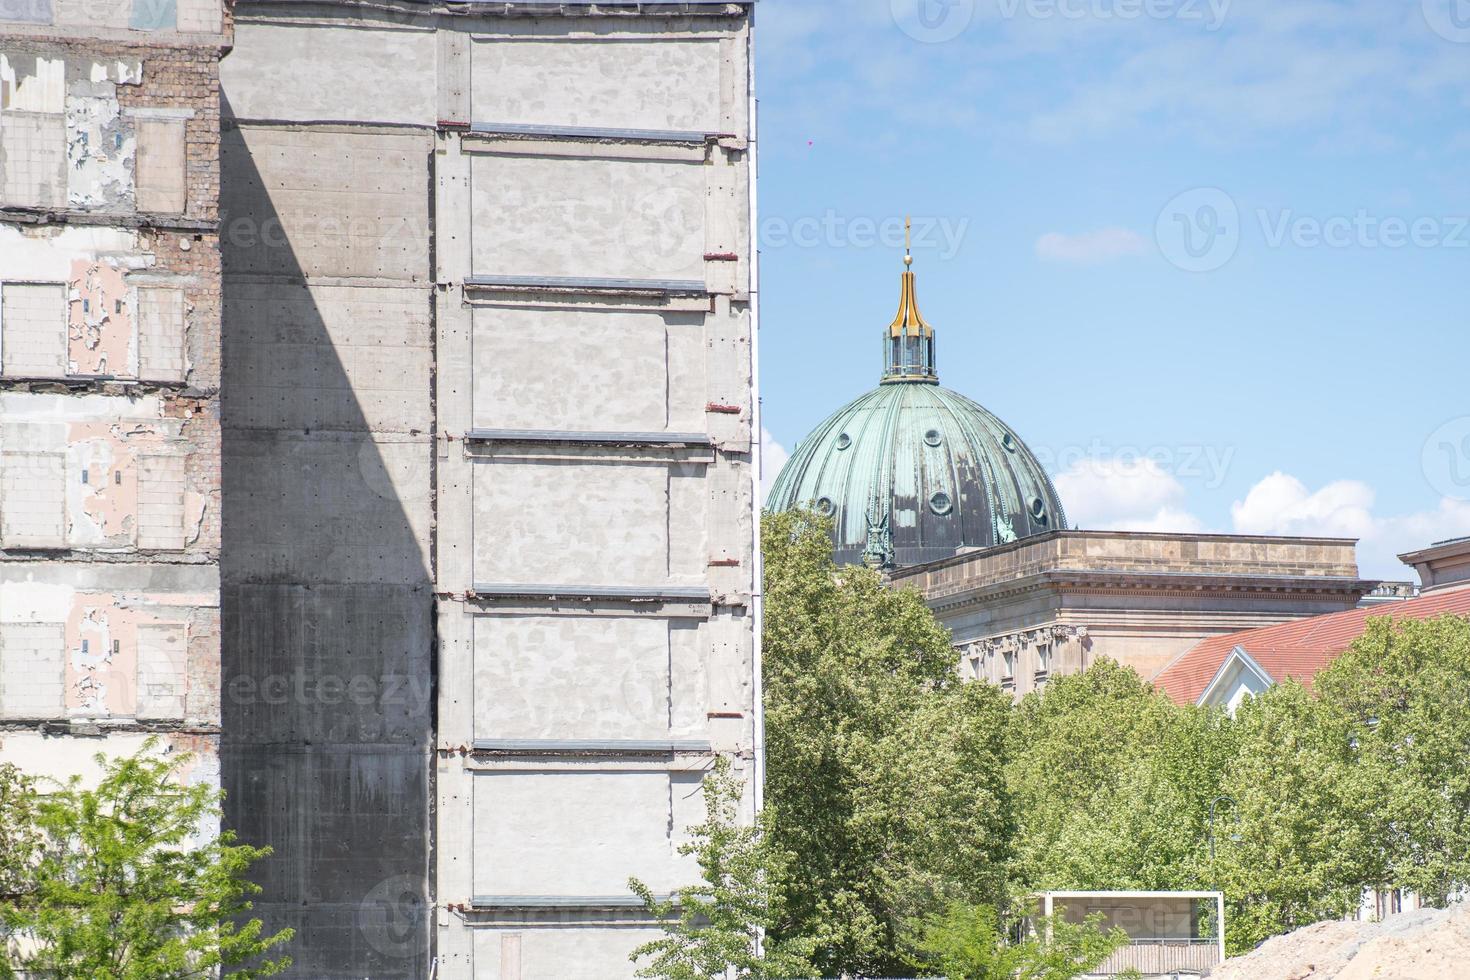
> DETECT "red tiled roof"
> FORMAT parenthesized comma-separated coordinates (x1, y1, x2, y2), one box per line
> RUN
(1153, 588, 1470, 705)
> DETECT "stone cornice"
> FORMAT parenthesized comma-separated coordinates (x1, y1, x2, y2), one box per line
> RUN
(921, 569, 1378, 614)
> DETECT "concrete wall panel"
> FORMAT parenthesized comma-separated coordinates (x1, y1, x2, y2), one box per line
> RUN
(472, 927, 666, 980)
(224, 432, 430, 584)
(221, 24, 436, 125)
(470, 154, 706, 283)
(221, 127, 430, 282)
(473, 459, 688, 586)
(472, 615, 690, 740)
(224, 282, 430, 433)
(471, 770, 700, 896)
(469, 37, 722, 133)
(471, 307, 706, 432)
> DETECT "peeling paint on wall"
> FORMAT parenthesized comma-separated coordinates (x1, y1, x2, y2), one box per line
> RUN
(0, 54, 65, 113)
(66, 89, 135, 209)
(67, 260, 134, 377)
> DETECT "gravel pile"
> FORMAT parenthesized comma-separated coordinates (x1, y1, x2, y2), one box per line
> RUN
(1209, 903, 1470, 980)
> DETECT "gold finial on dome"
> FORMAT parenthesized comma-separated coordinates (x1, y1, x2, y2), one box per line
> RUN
(883, 216, 938, 384)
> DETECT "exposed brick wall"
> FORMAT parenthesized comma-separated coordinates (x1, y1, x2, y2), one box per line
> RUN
(116, 45, 221, 224)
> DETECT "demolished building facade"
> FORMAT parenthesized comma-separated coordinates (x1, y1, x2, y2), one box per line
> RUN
(0, 0, 227, 835)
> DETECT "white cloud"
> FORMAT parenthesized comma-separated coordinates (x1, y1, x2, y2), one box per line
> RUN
(1228, 472, 1470, 580)
(1229, 472, 1376, 538)
(1053, 457, 1205, 532)
(1035, 227, 1148, 264)
(760, 427, 790, 504)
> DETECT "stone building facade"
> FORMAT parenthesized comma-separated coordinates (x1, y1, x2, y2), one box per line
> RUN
(888, 530, 1376, 693)
(0, 1, 226, 813)
(218, 1, 760, 978)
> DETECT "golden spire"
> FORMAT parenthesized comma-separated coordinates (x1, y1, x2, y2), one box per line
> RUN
(888, 217, 933, 340)
(882, 217, 938, 384)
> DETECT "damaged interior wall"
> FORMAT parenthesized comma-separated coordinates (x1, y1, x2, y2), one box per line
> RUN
(0, 0, 227, 877)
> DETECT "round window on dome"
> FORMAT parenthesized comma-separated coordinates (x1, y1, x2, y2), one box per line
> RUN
(930, 492, 953, 516)
(815, 497, 836, 517)
(1031, 496, 1048, 523)
(924, 428, 943, 448)
(1002, 432, 1018, 453)
(836, 433, 852, 451)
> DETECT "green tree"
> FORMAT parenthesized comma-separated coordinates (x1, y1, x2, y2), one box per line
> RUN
(0, 739, 292, 979)
(1212, 682, 1374, 952)
(1316, 614, 1470, 904)
(0, 763, 39, 901)
(1007, 660, 1229, 897)
(904, 902, 1130, 980)
(629, 757, 816, 980)
(761, 510, 1014, 975)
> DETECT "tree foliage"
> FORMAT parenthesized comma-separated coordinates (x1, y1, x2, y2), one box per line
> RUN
(1006, 661, 1228, 896)
(752, 513, 1470, 968)
(629, 757, 816, 980)
(1316, 614, 1470, 904)
(904, 902, 1130, 980)
(0, 739, 292, 980)
(1209, 682, 1374, 951)
(761, 510, 1013, 976)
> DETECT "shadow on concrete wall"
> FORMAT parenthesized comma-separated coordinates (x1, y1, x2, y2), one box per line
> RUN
(219, 93, 433, 980)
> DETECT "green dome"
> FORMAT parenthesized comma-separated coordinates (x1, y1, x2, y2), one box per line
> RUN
(766, 249, 1066, 568)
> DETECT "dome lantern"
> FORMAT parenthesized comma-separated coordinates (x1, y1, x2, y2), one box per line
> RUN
(883, 217, 938, 384)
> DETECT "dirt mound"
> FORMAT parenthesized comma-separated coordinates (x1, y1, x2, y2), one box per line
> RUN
(1209, 904, 1470, 980)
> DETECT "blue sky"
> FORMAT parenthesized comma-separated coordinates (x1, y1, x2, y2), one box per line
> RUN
(754, 0, 1470, 579)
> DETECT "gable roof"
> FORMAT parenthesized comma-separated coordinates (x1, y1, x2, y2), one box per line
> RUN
(1153, 587, 1470, 705)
